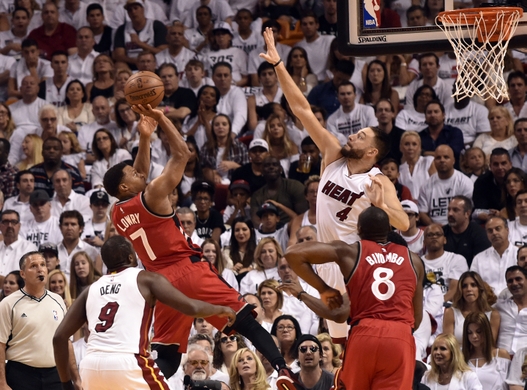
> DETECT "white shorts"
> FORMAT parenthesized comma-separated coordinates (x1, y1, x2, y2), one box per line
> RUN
(80, 352, 169, 390)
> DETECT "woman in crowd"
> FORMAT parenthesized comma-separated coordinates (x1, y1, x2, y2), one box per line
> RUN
(213, 332, 248, 374)
(258, 279, 284, 332)
(398, 131, 436, 200)
(262, 113, 299, 176)
(179, 136, 203, 207)
(223, 217, 257, 281)
(229, 348, 270, 390)
(0, 103, 15, 140)
(473, 106, 517, 161)
(90, 129, 132, 188)
(462, 147, 487, 183)
(422, 334, 482, 389)
(285, 47, 318, 96)
(395, 85, 437, 132)
(240, 237, 281, 295)
(201, 238, 239, 290)
(462, 312, 510, 389)
(47, 269, 72, 308)
(501, 168, 527, 220)
(316, 333, 342, 374)
(57, 80, 94, 133)
(114, 98, 139, 151)
(69, 252, 100, 301)
(201, 114, 249, 184)
(111, 69, 132, 105)
(443, 271, 500, 345)
(424, 0, 445, 25)
(86, 54, 115, 102)
(0, 271, 24, 301)
(360, 59, 400, 113)
(58, 131, 86, 179)
(181, 85, 220, 150)
(16, 134, 43, 170)
(270, 315, 302, 369)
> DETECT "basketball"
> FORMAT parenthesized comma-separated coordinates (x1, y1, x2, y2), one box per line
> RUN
(124, 71, 165, 108)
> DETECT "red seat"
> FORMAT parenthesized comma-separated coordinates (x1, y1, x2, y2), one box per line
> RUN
(238, 135, 253, 148)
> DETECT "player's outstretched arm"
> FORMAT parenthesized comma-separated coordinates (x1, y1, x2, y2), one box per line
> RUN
(410, 252, 424, 330)
(367, 174, 410, 231)
(139, 271, 236, 326)
(131, 108, 158, 177)
(53, 289, 89, 386)
(259, 28, 342, 165)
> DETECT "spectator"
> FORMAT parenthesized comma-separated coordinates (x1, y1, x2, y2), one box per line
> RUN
(375, 99, 404, 164)
(112, 69, 132, 104)
(254, 202, 289, 250)
(508, 190, 527, 246)
(228, 348, 270, 390)
(239, 237, 281, 295)
(0, 251, 81, 389)
(288, 138, 321, 186)
(463, 146, 487, 183)
(284, 47, 317, 97)
(156, 24, 197, 79)
(418, 145, 473, 226)
(212, 62, 247, 136)
(473, 148, 512, 223)
(77, 96, 117, 158)
(107, 0, 168, 30)
(168, 345, 216, 390)
(0, 270, 24, 302)
(502, 168, 527, 221)
(8, 38, 52, 99)
(2, 170, 34, 223)
(0, 139, 17, 199)
(58, 0, 87, 30)
(68, 251, 99, 300)
(419, 100, 465, 167)
(50, 169, 90, 221)
(509, 117, 527, 171)
(38, 50, 72, 108)
(202, 238, 238, 291)
(112, 0, 168, 70)
(395, 84, 437, 132)
(184, 0, 234, 29)
(182, 86, 220, 151)
(396, 200, 425, 256)
(81, 190, 110, 247)
(57, 80, 94, 134)
(213, 332, 247, 374)
(0, 7, 30, 59)
(262, 114, 299, 177)
(9, 75, 47, 130)
(318, 0, 337, 36)
(232, 9, 262, 55)
(270, 315, 302, 368)
(496, 266, 527, 355)
(58, 131, 86, 179)
(90, 129, 132, 189)
(224, 180, 251, 226)
(473, 106, 517, 161)
(183, 5, 214, 54)
(27, 2, 77, 60)
(0, 209, 37, 277)
(191, 180, 226, 243)
(295, 11, 335, 82)
(471, 217, 518, 294)
(181, 59, 215, 96)
(136, 50, 157, 73)
(443, 196, 491, 267)
(380, 158, 413, 201)
(257, 279, 284, 332)
(232, 139, 270, 194)
(294, 335, 334, 390)
(361, 60, 400, 113)
(222, 217, 257, 280)
(504, 71, 527, 120)
(251, 156, 308, 226)
(40, 242, 60, 273)
(29, 136, 84, 197)
(0, 53, 15, 102)
(0, 103, 15, 141)
(505, 346, 527, 389)
(47, 270, 72, 308)
(247, 62, 283, 131)
(86, 54, 115, 102)
(158, 63, 197, 125)
(68, 27, 98, 87)
(87, 4, 112, 56)
(20, 190, 63, 247)
(176, 207, 204, 247)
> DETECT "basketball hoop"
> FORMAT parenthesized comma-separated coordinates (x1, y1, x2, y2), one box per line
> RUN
(436, 7, 523, 102)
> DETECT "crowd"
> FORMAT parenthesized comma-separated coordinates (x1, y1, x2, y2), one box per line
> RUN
(0, 0, 527, 388)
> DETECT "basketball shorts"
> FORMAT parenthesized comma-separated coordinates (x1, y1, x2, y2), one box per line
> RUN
(335, 318, 415, 390)
(80, 352, 169, 390)
(152, 259, 249, 351)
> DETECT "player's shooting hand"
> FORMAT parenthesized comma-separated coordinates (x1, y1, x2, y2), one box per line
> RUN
(259, 28, 281, 65)
(216, 306, 237, 327)
(321, 287, 343, 310)
(136, 113, 158, 138)
(365, 174, 385, 208)
(132, 104, 163, 122)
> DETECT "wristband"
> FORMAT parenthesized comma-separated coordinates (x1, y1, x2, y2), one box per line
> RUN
(297, 291, 306, 301)
(273, 59, 282, 68)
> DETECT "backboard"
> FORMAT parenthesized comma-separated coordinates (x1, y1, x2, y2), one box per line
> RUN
(337, 0, 527, 56)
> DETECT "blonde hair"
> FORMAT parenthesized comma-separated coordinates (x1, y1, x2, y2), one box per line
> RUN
(426, 334, 471, 383)
(0, 102, 16, 140)
(258, 279, 283, 311)
(400, 131, 422, 149)
(254, 238, 282, 271)
(263, 114, 297, 159)
(229, 348, 270, 390)
(58, 131, 82, 154)
(17, 134, 43, 170)
(47, 269, 73, 308)
(316, 333, 342, 369)
(489, 106, 514, 138)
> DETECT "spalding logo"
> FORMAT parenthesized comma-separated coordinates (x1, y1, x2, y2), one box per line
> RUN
(358, 36, 387, 43)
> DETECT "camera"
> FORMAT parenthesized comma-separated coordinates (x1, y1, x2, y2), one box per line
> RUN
(184, 375, 222, 390)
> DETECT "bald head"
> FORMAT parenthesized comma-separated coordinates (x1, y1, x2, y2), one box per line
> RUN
(358, 207, 390, 242)
(21, 75, 39, 100)
(434, 144, 455, 175)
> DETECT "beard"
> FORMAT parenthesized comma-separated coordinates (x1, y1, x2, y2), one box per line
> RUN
(191, 371, 207, 381)
(340, 144, 365, 160)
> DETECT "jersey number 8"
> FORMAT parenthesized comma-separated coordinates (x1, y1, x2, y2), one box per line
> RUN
(371, 267, 395, 301)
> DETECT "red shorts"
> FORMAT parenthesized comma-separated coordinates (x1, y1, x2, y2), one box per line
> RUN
(152, 259, 248, 351)
(335, 318, 415, 390)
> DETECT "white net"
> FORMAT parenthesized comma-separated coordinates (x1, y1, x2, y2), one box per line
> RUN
(436, 8, 523, 102)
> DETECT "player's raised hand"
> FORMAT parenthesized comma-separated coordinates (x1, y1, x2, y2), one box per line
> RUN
(214, 306, 237, 327)
(321, 287, 343, 310)
(136, 114, 158, 138)
(365, 174, 385, 207)
(132, 104, 164, 122)
(259, 27, 281, 65)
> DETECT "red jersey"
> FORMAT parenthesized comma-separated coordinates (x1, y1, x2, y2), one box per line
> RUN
(346, 240, 417, 327)
(112, 193, 202, 272)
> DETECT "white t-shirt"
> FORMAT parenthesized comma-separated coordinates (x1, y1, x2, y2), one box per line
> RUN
(504, 101, 527, 121)
(473, 133, 518, 159)
(295, 35, 335, 81)
(422, 251, 468, 295)
(232, 30, 263, 56)
(155, 47, 199, 80)
(183, 0, 234, 29)
(20, 216, 63, 247)
(10, 58, 53, 90)
(204, 47, 248, 83)
(445, 101, 491, 145)
(508, 218, 527, 247)
(0, 29, 26, 59)
(404, 77, 454, 109)
(326, 104, 378, 138)
(58, 2, 88, 30)
(10, 97, 47, 128)
(0, 54, 16, 101)
(395, 106, 427, 132)
(216, 86, 247, 135)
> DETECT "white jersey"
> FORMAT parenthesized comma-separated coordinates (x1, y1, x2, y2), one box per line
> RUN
(395, 107, 427, 132)
(508, 218, 527, 247)
(155, 47, 199, 80)
(317, 158, 382, 244)
(86, 268, 152, 355)
(204, 47, 248, 83)
(326, 104, 378, 138)
(41, 76, 74, 108)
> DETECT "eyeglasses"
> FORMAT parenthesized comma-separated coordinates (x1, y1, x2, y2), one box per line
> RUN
(299, 346, 319, 354)
(425, 232, 444, 238)
(188, 360, 209, 367)
(220, 335, 237, 344)
(0, 219, 19, 226)
(276, 325, 295, 332)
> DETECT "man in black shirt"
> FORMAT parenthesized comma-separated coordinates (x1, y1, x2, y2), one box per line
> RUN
(87, 4, 113, 55)
(376, 99, 404, 164)
(158, 63, 197, 125)
(318, 0, 337, 36)
(191, 180, 225, 244)
(231, 139, 270, 193)
(442, 196, 491, 267)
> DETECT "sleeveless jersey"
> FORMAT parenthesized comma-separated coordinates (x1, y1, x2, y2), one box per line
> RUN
(317, 158, 382, 244)
(85, 268, 151, 355)
(112, 193, 201, 272)
(347, 240, 417, 327)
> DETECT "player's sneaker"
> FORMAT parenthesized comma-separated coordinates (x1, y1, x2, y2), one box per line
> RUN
(277, 367, 305, 390)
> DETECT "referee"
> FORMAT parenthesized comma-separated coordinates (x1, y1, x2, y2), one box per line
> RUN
(0, 251, 81, 390)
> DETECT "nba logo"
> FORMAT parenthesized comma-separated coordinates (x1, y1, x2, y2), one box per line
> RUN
(53, 310, 58, 321)
(363, 0, 381, 28)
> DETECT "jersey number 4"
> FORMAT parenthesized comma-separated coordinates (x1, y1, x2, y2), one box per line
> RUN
(95, 302, 120, 333)
(371, 267, 395, 301)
